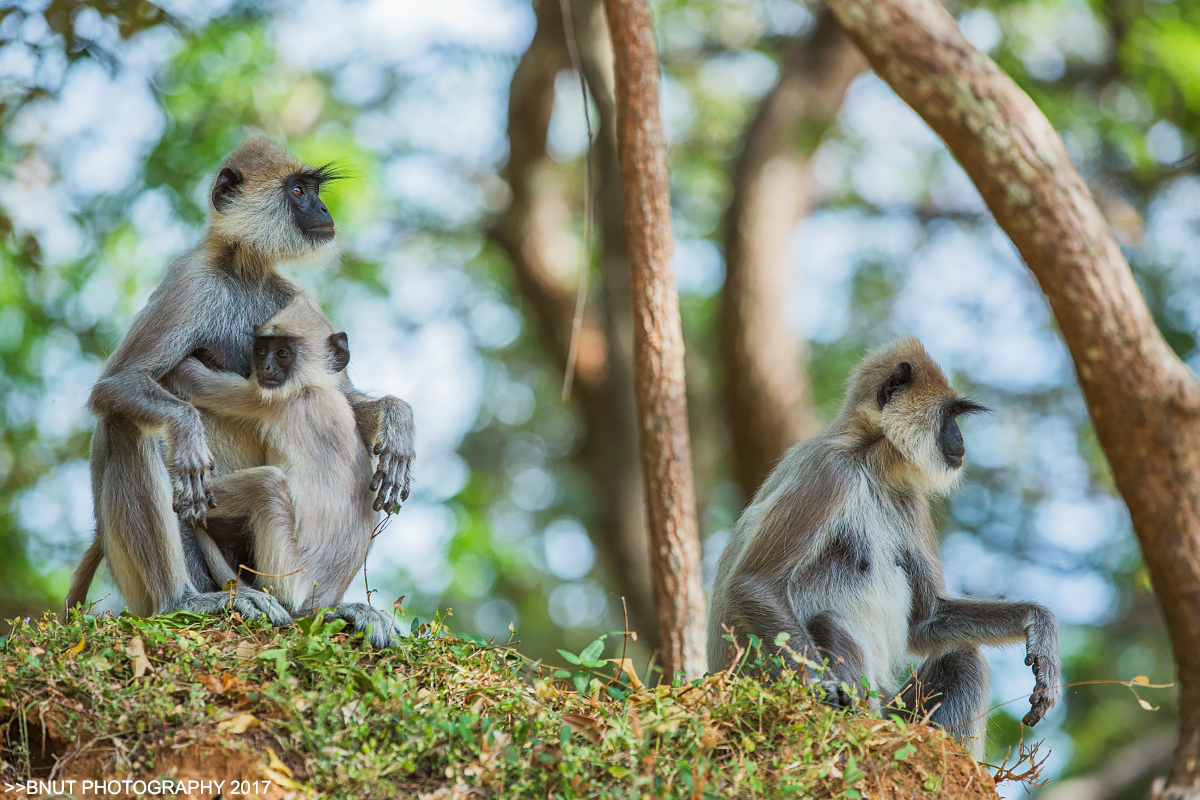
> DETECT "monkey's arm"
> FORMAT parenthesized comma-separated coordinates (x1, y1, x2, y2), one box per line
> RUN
(339, 378, 415, 513)
(89, 271, 217, 528)
(908, 590, 1060, 726)
(169, 358, 265, 421)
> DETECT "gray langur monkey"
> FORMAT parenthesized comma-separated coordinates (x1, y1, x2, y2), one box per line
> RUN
(63, 137, 415, 629)
(167, 291, 396, 647)
(707, 338, 1060, 758)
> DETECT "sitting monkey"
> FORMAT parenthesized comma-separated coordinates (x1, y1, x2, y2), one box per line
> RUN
(168, 291, 395, 646)
(707, 338, 1060, 758)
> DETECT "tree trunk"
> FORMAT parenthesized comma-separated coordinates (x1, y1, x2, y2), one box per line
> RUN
(574, 2, 657, 642)
(490, 0, 657, 644)
(602, 0, 706, 679)
(825, 0, 1200, 795)
(721, 10, 865, 496)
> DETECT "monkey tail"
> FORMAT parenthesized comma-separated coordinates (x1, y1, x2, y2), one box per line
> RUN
(61, 536, 104, 624)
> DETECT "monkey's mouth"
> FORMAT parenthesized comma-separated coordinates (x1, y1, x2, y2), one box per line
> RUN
(306, 224, 336, 241)
(259, 376, 284, 390)
(943, 453, 964, 469)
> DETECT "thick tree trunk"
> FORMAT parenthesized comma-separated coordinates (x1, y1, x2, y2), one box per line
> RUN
(602, 0, 706, 679)
(721, 10, 865, 495)
(490, 0, 657, 644)
(825, 0, 1200, 795)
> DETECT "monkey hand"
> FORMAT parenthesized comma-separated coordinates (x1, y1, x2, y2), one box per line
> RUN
(369, 397, 415, 513)
(1022, 621, 1061, 726)
(167, 411, 217, 529)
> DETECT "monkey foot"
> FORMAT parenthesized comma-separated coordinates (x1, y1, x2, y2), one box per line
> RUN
(176, 589, 293, 627)
(815, 678, 855, 709)
(325, 603, 401, 649)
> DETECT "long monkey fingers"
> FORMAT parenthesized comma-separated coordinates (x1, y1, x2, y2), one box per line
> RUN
(168, 412, 217, 529)
(368, 396, 415, 513)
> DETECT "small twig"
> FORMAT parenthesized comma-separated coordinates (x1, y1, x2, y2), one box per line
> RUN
(558, 0, 596, 403)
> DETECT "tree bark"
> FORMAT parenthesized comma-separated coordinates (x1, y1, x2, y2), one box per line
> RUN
(489, 0, 657, 643)
(602, 0, 706, 679)
(825, 0, 1200, 795)
(574, 2, 657, 643)
(721, 10, 865, 496)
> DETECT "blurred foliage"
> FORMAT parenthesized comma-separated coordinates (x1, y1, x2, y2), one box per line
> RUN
(1, 0, 1199, 793)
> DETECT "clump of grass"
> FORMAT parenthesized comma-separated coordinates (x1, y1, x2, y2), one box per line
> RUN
(0, 611, 998, 799)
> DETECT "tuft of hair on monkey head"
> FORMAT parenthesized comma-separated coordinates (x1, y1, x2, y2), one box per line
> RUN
(206, 136, 346, 265)
(250, 291, 350, 401)
(835, 337, 987, 496)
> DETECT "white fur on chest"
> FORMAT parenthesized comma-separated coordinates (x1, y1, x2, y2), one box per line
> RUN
(790, 487, 913, 698)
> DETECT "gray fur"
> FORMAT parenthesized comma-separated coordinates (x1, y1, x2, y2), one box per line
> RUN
(169, 293, 397, 648)
(892, 647, 990, 759)
(325, 603, 401, 649)
(62, 138, 416, 631)
(707, 338, 1060, 757)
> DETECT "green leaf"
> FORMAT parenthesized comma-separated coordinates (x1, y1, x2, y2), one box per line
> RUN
(774, 631, 791, 647)
(608, 766, 629, 778)
(557, 649, 582, 666)
(410, 617, 422, 635)
(843, 756, 865, 785)
(581, 659, 607, 669)
(579, 635, 606, 663)
(894, 743, 916, 761)
(572, 671, 590, 694)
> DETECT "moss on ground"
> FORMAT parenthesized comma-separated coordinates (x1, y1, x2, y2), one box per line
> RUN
(0, 610, 999, 799)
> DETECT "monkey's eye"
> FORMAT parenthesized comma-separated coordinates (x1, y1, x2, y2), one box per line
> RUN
(254, 347, 266, 357)
(292, 185, 303, 198)
(276, 348, 290, 360)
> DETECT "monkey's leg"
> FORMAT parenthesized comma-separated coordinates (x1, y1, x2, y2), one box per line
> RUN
(95, 417, 192, 617)
(808, 611, 869, 706)
(728, 576, 855, 706)
(891, 648, 990, 760)
(193, 467, 299, 626)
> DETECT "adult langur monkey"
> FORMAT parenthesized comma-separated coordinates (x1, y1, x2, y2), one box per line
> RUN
(62, 137, 415, 635)
(707, 338, 1060, 758)
(166, 291, 394, 646)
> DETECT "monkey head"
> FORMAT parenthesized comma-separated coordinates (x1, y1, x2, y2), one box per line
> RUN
(251, 291, 350, 400)
(843, 337, 986, 494)
(207, 136, 343, 263)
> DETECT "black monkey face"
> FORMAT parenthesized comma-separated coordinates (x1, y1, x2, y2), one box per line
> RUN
(938, 399, 988, 469)
(287, 175, 335, 242)
(253, 336, 297, 389)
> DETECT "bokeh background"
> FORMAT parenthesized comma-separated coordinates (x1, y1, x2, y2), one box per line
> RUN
(1, 0, 1196, 795)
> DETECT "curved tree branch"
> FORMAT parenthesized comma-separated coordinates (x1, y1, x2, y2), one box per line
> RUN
(721, 9, 865, 495)
(825, 0, 1200, 794)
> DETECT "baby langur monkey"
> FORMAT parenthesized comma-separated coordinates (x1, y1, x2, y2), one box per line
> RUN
(168, 292, 397, 647)
(707, 338, 1060, 758)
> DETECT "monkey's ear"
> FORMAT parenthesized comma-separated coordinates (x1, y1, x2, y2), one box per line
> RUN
(877, 362, 913, 408)
(211, 167, 243, 213)
(328, 332, 350, 372)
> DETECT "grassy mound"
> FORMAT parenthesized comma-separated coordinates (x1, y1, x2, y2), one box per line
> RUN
(0, 610, 999, 799)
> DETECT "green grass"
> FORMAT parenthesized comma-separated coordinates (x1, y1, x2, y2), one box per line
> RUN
(0, 610, 998, 799)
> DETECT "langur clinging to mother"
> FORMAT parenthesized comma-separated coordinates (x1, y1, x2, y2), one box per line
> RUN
(63, 137, 415, 636)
